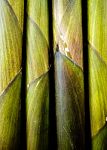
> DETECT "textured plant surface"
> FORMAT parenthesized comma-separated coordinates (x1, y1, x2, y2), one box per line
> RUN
(1, 0, 107, 149)
(26, 0, 85, 149)
(88, 0, 107, 149)
(55, 51, 84, 149)
(0, 0, 23, 149)
(26, 0, 49, 149)
(53, 0, 83, 68)
(54, 0, 85, 149)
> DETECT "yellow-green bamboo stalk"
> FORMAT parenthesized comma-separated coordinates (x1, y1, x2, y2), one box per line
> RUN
(0, 0, 23, 149)
(88, 0, 107, 149)
(53, 0, 85, 149)
(26, 0, 49, 149)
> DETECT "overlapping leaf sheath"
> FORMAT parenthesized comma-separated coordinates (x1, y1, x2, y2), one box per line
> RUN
(53, 0, 85, 149)
(0, 0, 23, 149)
(55, 52, 84, 149)
(53, 0, 83, 68)
(88, 0, 107, 148)
(26, 0, 49, 149)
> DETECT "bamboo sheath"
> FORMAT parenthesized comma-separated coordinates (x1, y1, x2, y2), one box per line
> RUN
(88, 0, 107, 149)
(0, 0, 24, 149)
(26, 0, 49, 149)
(54, 0, 85, 149)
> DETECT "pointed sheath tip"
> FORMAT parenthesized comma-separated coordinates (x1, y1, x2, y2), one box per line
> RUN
(56, 44, 59, 52)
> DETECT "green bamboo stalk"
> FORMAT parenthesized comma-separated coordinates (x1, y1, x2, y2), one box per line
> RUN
(53, 0, 85, 149)
(26, 0, 49, 149)
(88, 0, 107, 149)
(0, 0, 23, 149)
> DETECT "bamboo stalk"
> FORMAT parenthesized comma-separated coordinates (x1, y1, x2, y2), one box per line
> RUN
(88, 0, 107, 148)
(26, 0, 49, 149)
(53, 0, 85, 149)
(0, 0, 24, 149)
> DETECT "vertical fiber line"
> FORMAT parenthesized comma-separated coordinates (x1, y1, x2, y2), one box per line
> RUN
(81, 0, 92, 149)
